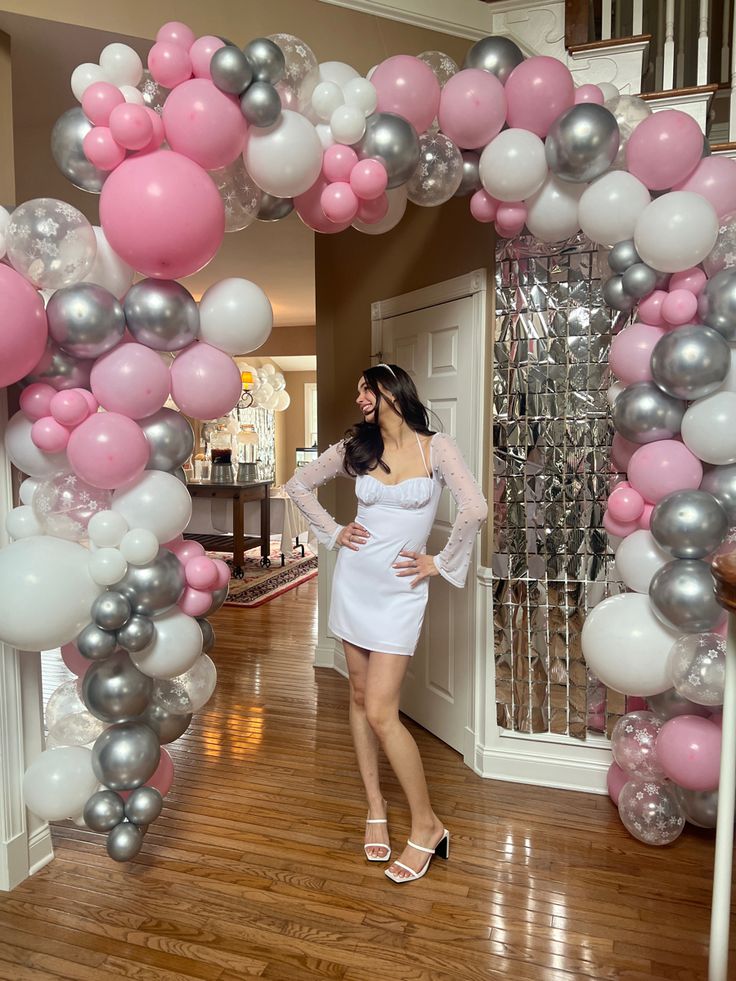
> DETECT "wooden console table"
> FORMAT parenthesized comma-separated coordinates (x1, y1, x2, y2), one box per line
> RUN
(185, 477, 272, 577)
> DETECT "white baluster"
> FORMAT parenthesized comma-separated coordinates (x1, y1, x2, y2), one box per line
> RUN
(633, 0, 644, 36)
(602, 0, 613, 41)
(655, 0, 666, 91)
(731, 0, 736, 141)
(697, 0, 710, 85)
(663, 0, 676, 89)
(676, 0, 686, 87)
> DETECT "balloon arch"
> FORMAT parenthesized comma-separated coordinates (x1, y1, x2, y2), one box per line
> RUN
(1, 21, 735, 860)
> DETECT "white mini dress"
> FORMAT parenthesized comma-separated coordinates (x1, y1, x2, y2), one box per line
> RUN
(286, 431, 487, 656)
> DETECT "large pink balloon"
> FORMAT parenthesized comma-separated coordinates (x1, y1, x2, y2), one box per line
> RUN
(295, 177, 352, 234)
(609, 323, 664, 385)
(626, 110, 703, 191)
(91, 343, 171, 419)
(163, 79, 247, 171)
(438, 69, 506, 150)
(674, 155, 736, 219)
(371, 55, 440, 134)
(628, 439, 703, 504)
(61, 641, 91, 678)
(505, 57, 575, 138)
(657, 715, 721, 791)
(99, 150, 225, 280)
(170, 343, 243, 419)
(0, 265, 48, 389)
(67, 412, 149, 489)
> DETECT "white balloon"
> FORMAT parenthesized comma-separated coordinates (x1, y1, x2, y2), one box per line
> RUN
(479, 129, 547, 203)
(243, 110, 323, 198)
(578, 171, 651, 247)
(120, 85, 145, 106)
(5, 411, 69, 478)
(319, 61, 360, 87)
(131, 609, 203, 679)
(88, 546, 128, 586)
(87, 509, 129, 548)
(82, 227, 134, 300)
(45, 678, 86, 730)
(634, 191, 719, 274)
(112, 471, 192, 543)
(343, 77, 377, 116)
(262, 363, 276, 375)
(0, 204, 9, 258)
(311, 81, 344, 121)
(19, 478, 40, 506)
(615, 530, 671, 593)
(681, 391, 736, 465)
(198, 279, 274, 355)
(353, 185, 408, 235)
(98, 43, 143, 87)
(315, 123, 336, 150)
(525, 175, 586, 243)
(607, 381, 624, 407)
(71, 62, 109, 102)
(0, 536, 100, 649)
(274, 390, 291, 411)
(599, 82, 620, 103)
(119, 528, 159, 565)
(714, 349, 736, 396)
(23, 747, 99, 822)
(330, 105, 366, 144)
(581, 592, 679, 696)
(5, 505, 44, 540)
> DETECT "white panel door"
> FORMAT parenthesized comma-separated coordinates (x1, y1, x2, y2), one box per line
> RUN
(382, 295, 480, 753)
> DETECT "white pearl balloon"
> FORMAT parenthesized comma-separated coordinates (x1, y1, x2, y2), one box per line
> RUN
(23, 747, 99, 822)
(82, 227, 135, 300)
(343, 77, 377, 116)
(615, 530, 671, 593)
(88, 547, 128, 586)
(316, 123, 336, 150)
(330, 105, 366, 145)
(599, 82, 621, 103)
(319, 61, 360, 87)
(120, 85, 145, 106)
(88, 509, 129, 548)
(98, 43, 143, 87)
(578, 171, 651, 247)
(119, 528, 160, 565)
(112, 471, 192, 544)
(311, 81, 344, 122)
(198, 278, 274, 356)
(5, 505, 44, 540)
(681, 391, 736, 465)
(525, 175, 585, 243)
(131, 610, 203, 679)
(19, 477, 40, 506)
(243, 110, 324, 198)
(634, 191, 719, 274)
(479, 129, 547, 203)
(71, 62, 109, 102)
(4, 411, 69, 478)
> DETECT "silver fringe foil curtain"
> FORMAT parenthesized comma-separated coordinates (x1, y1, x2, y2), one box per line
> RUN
(492, 235, 627, 740)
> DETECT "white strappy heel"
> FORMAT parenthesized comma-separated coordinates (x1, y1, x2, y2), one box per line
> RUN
(364, 803, 391, 862)
(384, 829, 450, 883)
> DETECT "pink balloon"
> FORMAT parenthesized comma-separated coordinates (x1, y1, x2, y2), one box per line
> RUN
(669, 266, 707, 296)
(657, 715, 722, 791)
(350, 158, 388, 200)
(603, 510, 638, 539)
(628, 440, 703, 504)
(190, 36, 226, 79)
(162, 78, 247, 170)
(505, 56, 575, 138)
(156, 21, 196, 50)
(82, 82, 124, 126)
(148, 40, 193, 89)
(61, 642, 91, 678)
(169, 342, 242, 420)
(83, 127, 126, 171)
(67, 412, 149, 489)
(147, 746, 174, 797)
(674, 156, 736, 219)
(611, 432, 640, 471)
(637, 290, 668, 327)
(31, 416, 70, 453)
(438, 69, 506, 150)
(470, 189, 499, 223)
(294, 177, 352, 234)
(76, 388, 99, 415)
(637, 503, 654, 530)
(626, 110, 703, 191)
(166, 539, 205, 564)
(50, 389, 89, 427)
(574, 84, 604, 105)
(179, 586, 213, 617)
(607, 761, 628, 805)
(212, 558, 231, 589)
(185, 555, 219, 590)
(99, 150, 225, 280)
(661, 289, 698, 327)
(136, 108, 166, 155)
(91, 343, 170, 420)
(495, 202, 527, 238)
(627, 696, 649, 712)
(609, 323, 665, 384)
(321, 182, 359, 223)
(356, 194, 389, 225)
(608, 485, 645, 522)
(20, 383, 55, 421)
(109, 103, 153, 151)
(322, 145, 358, 183)
(371, 55, 440, 134)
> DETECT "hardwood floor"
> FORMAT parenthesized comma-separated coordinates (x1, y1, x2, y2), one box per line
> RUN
(1, 578, 732, 980)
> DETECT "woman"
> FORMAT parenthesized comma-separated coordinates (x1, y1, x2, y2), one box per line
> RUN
(286, 363, 487, 883)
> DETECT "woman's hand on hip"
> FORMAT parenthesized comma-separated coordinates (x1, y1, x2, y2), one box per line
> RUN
(394, 551, 440, 588)
(338, 522, 371, 551)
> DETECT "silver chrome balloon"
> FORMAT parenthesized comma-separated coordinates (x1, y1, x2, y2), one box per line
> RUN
(83, 789, 125, 832)
(621, 262, 657, 299)
(92, 591, 132, 631)
(106, 820, 144, 862)
(700, 463, 736, 523)
(139, 408, 194, 472)
(116, 614, 156, 653)
(21, 339, 93, 391)
(545, 103, 620, 183)
(602, 274, 635, 312)
(168, 467, 187, 484)
(92, 721, 160, 791)
(651, 324, 730, 400)
(124, 786, 163, 826)
(113, 548, 185, 617)
(77, 622, 117, 661)
(608, 239, 640, 275)
(123, 279, 199, 352)
(257, 193, 294, 221)
(210, 44, 253, 95)
(649, 559, 723, 633)
(698, 269, 736, 342)
(355, 112, 421, 189)
(462, 35, 524, 84)
(647, 687, 712, 722)
(83, 649, 154, 724)
(612, 381, 685, 443)
(650, 489, 728, 559)
(453, 150, 482, 198)
(240, 81, 282, 127)
(243, 38, 286, 85)
(51, 107, 107, 193)
(138, 701, 192, 744)
(673, 785, 719, 828)
(198, 617, 215, 653)
(203, 585, 228, 618)
(46, 283, 125, 359)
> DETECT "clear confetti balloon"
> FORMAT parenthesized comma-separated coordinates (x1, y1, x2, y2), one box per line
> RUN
(138, 69, 169, 114)
(611, 710, 665, 779)
(407, 132, 463, 207)
(151, 653, 217, 714)
(32, 471, 112, 542)
(618, 779, 686, 845)
(667, 632, 726, 706)
(45, 678, 85, 731)
(46, 710, 108, 749)
(209, 156, 263, 232)
(269, 33, 319, 111)
(703, 211, 736, 277)
(606, 94, 652, 170)
(6, 198, 97, 289)
(417, 50, 458, 87)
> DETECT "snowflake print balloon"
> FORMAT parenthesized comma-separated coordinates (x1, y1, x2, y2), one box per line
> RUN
(407, 132, 463, 207)
(618, 779, 686, 846)
(610, 710, 665, 780)
(5, 198, 97, 289)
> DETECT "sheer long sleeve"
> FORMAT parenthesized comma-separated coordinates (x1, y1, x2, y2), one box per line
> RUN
(285, 442, 349, 550)
(431, 432, 488, 588)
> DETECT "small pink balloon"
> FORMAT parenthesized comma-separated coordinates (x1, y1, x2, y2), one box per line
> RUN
(190, 36, 226, 79)
(610, 322, 665, 385)
(637, 503, 654, 530)
(505, 56, 575, 138)
(496, 202, 527, 238)
(91, 343, 170, 420)
(31, 416, 70, 453)
(109, 103, 153, 151)
(61, 642, 91, 679)
(169, 342, 243, 420)
(20, 383, 55, 421)
(710, 711, 724, 727)
(628, 439, 703, 504)
(611, 432, 640, 471)
(321, 182, 359, 223)
(294, 177, 352, 234)
(668, 266, 707, 296)
(439, 68, 506, 150)
(67, 411, 149, 489)
(350, 158, 388, 201)
(657, 715, 722, 791)
(322, 145, 359, 183)
(608, 485, 645, 522)
(355, 194, 389, 224)
(75, 388, 99, 415)
(156, 21, 196, 50)
(607, 761, 628, 805)
(50, 389, 89, 427)
(661, 288, 698, 327)
(185, 555, 219, 590)
(82, 81, 125, 126)
(167, 539, 206, 564)
(637, 290, 668, 326)
(627, 696, 649, 712)
(674, 155, 736, 219)
(148, 40, 193, 89)
(162, 78, 247, 171)
(179, 586, 213, 617)
(162, 534, 184, 551)
(470, 189, 499, 223)
(574, 84, 604, 105)
(212, 558, 231, 590)
(83, 127, 126, 171)
(136, 108, 166, 155)
(371, 54, 440, 134)
(603, 509, 638, 539)
(626, 109, 703, 191)
(119, 747, 173, 801)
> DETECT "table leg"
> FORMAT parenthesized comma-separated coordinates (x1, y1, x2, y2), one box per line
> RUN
(232, 493, 244, 577)
(260, 488, 271, 567)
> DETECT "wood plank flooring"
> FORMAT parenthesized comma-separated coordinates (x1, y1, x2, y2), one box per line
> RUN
(1, 577, 733, 980)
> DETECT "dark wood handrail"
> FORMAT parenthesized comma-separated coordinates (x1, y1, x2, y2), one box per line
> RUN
(712, 552, 736, 614)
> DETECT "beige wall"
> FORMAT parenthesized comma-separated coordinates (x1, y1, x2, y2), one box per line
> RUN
(275, 371, 317, 486)
(252, 325, 316, 358)
(0, 30, 14, 202)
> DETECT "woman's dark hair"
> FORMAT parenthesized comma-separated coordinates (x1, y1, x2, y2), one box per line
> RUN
(343, 363, 434, 476)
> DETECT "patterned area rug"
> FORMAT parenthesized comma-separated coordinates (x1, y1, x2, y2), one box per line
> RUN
(208, 542, 318, 608)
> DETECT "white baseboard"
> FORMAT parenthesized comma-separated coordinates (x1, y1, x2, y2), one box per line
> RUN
(473, 733, 610, 795)
(28, 823, 54, 877)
